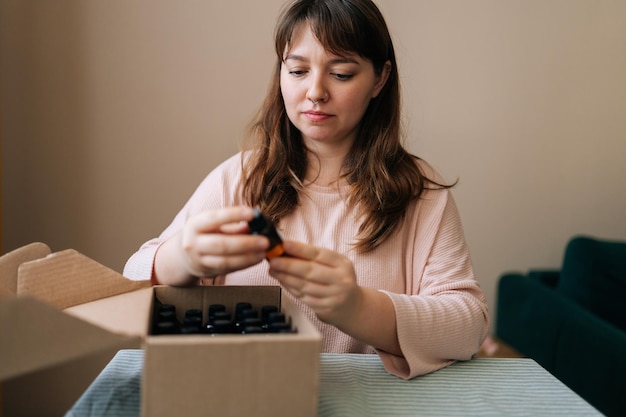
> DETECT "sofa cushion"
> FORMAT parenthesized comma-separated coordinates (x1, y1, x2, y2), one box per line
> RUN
(557, 236, 626, 333)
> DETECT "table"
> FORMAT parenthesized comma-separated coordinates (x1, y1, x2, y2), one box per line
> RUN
(65, 350, 602, 417)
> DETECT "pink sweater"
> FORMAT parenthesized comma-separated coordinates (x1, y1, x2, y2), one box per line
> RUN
(124, 153, 489, 379)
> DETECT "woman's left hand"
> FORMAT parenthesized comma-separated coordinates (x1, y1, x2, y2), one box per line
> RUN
(269, 240, 401, 355)
(267, 240, 362, 326)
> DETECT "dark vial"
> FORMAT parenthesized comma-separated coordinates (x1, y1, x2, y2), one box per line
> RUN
(155, 320, 179, 335)
(160, 304, 176, 312)
(212, 311, 232, 322)
(240, 318, 263, 333)
(242, 326, 265, 334)
(261, 305, 279, 324)
(154, 304, 179, 335)
(240, 309, 259, 320)
(181, 315, 202, 333)
(208, 319, 235, 335)
(180, 326, 202, 334)
(266, 312, 296, 333)
(185, 309, 203, 320)
(248, 209, 285, 259)
(207, 304, 226, 323)
(206, 312, 232, 333)
(266, 311, 286, 325)
(235, 308, 259, 332)
(158, 304, 177, 322)
(235, 302, 253, 322)
(268, 322, 296, 333)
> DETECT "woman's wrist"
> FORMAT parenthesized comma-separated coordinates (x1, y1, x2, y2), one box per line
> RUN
(153, 234, 198, 286)
(332, 287, 401, 355)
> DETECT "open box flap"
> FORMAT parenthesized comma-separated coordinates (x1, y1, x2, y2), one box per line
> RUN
(0, 295, 141, 381)
(17, 249, 151, 309)
(65, 286, 153, 337)
(0, 242, 51, 295)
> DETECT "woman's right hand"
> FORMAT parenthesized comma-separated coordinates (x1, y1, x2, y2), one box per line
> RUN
(152, 206, 270, 286)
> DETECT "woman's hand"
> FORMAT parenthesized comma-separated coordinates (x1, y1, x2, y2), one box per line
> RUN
(269, 240, 401, 355)
(153, 206, 270, 286)
(268, 240, 361, 325)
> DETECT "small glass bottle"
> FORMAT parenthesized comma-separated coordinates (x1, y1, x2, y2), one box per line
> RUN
(261, 305, 279, 325)
(209, 319, 235, 335)
(205, 312, 232, 333)
(235, 302, 253, 322)
(240, 317, 263, 334)
(155, 320, 179, 335)
(154, 304, 179, 335)
(207, 304, 226, 323)
(248, 209, 285, 259)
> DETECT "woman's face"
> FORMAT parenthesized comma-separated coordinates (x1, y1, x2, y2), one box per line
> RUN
(280, 23, 389, 152)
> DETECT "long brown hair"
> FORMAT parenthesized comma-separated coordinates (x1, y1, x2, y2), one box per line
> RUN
(242, 0, 452, 252)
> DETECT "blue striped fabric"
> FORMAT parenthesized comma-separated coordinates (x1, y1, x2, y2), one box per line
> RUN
(318, 355, 602, 416)
(65, 350, 142, 417)
(66, 351, 602, 417)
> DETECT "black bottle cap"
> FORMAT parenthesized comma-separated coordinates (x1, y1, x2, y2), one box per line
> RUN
(261, 305, 279, 322)
(183, 316, 202, 327)
(155, 320, 179, 335)
(248, 209, 272, 235)
(159, 304, 176, 312)
(208, 304, 226, 320)
(248, 209, 284, 256)
(242, 326, 264, 334)
(241, 318, 263, 329)
(180, 325, 203, 334)
(266, 311, 286, 325)
(211, 311, 231, 323)
(185, 309, 203, 319)
(235, 302, 253, 321)
(158, 310, 177, 322)
(268, 322, 293, 333)
(211, 319, 234, 334)
(240, 308, 258, 320)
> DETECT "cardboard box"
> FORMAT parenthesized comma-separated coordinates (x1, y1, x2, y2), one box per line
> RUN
(0, 244, 321, 417)
(0, 243, 147, 417)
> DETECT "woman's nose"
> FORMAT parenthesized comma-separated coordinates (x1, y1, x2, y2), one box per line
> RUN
(306, 73, 328, 104)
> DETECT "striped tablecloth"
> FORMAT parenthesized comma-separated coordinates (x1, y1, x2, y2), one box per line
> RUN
(66, 350, 602, 417)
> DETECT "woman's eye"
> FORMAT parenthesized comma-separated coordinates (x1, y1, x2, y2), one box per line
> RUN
(288, 70, 307, 77)
(332, 73, 354, 81)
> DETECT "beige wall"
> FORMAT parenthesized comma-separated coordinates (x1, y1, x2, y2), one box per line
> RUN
(2, 0, 625, 325)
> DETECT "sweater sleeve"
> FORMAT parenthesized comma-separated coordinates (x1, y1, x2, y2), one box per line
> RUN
(377, 190, 490, 379)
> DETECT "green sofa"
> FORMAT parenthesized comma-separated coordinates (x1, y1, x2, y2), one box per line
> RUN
(496, 236, 626, 417)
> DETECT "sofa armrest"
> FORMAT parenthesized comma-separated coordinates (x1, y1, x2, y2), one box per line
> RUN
(496, 273, 565, 368)
(527, 269, 560, 288)
(555, 304, 626, 417)
(496, 272, 626, 417)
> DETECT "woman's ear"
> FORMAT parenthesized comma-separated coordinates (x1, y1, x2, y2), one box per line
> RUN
(372, 60, 392, 98)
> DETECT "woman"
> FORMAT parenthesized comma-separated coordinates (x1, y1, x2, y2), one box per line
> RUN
(124, 0, 489, 379)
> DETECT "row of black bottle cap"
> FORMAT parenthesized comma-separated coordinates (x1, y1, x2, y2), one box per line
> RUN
(153, 302, 296, 335)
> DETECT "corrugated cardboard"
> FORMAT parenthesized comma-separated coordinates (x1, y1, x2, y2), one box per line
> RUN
(142, 285, 321, 417)
(0, 245, 146, 417)
(0, 244, 321, 417)
(0, 242, 51, 295)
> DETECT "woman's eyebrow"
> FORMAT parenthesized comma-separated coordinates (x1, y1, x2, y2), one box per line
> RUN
(284, 54, 360, 65)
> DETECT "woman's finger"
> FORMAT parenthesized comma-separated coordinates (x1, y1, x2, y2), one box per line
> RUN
(199, 252, 267, 276)
(194, 233, 269, 256)
(188, 206, 256, 233)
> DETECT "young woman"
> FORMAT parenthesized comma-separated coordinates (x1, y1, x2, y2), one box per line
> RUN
(124, 0, 489, 379)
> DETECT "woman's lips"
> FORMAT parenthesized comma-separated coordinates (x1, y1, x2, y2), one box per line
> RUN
(303, 111, 332, 122)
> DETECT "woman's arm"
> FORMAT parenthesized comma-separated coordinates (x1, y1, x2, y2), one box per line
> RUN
(152, 207, 269, 285)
